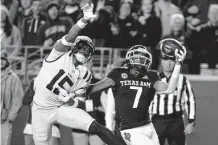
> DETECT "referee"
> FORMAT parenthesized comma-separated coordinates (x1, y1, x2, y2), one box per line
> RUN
(150, 55, 196, 145)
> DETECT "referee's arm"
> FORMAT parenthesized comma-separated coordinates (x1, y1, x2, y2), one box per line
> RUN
(183, 77, 196, 123)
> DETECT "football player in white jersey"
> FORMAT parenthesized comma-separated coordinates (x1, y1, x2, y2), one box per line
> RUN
(32, 3, 121, 145)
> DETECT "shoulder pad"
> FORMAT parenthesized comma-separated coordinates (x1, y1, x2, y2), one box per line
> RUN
(77, 65, 92, 82)
(106, 67, 127, 79)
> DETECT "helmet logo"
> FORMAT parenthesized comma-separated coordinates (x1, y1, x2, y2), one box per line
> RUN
(121, 73, 128, 79)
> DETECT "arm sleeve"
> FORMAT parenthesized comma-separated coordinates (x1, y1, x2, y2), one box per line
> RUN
(147, 70, 162, 83)
(7, 74, 24, 121)
(156, 64, 181, 94)
(105, 88, 116, 131)
(66, 18, 74, 31)
(183, 77, 196, 123)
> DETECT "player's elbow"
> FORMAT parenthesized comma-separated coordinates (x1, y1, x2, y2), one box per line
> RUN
(164, 89, 174, 94)
(157, 80, 178, 94)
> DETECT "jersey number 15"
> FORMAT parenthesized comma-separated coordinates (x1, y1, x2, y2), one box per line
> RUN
(46, 69, 73, 95)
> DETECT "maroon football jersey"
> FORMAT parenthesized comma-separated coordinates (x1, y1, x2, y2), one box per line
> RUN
(107, 67, 161, 130)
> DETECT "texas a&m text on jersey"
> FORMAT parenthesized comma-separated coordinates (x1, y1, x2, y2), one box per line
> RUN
(107, 67, 161, 130)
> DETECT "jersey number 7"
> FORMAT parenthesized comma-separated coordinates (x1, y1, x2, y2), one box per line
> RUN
(46, 69, 74, 95)
(130, 86, 143, 108)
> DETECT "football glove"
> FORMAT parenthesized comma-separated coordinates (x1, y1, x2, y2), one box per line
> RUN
(58, 88, 75, 103)
(175, 46, 187, 62)
(82, 3, 96, 20)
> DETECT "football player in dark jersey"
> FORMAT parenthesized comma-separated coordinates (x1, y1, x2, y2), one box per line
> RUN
(87, 40, 187, 145)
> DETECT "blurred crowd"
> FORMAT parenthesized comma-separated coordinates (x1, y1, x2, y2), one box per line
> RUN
(1, 0, 218, 74)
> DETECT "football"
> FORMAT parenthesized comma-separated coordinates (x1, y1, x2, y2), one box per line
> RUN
(159, 38, 184, 60)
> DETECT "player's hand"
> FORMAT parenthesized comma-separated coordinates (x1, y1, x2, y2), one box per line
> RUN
(175, 46, 187, 62)
(82, 2, 96, 21)
(58, 88, 75, 103)
(184, 122, 195, 135)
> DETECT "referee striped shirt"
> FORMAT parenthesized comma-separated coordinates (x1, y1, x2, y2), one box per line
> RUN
(150, 74, 196, 123)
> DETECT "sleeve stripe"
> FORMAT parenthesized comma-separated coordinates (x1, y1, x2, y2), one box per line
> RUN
(180, 76, 186, 111)
(185, 85, 191, 117)
(186, 79, 196, 120)
(156, 94, 161, 115)
(86, 71, 92, 82)
(83, 69, 89, 80)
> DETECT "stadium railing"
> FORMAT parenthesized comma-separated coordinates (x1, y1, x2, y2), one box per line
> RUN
(4, 45, 127, 84)
(5, 45, 218, 85)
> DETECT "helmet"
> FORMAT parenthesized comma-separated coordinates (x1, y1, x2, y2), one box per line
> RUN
(72, 36, 95, 64)
(126, 45, 152, 70)
(159, 38, 183, 60)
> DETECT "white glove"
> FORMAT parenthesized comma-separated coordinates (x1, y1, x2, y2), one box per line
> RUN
(58, 88, 75, 103)
(82, 3, 96, 20)
(75, 89, 86, 95)
(175, 46, 187, 62)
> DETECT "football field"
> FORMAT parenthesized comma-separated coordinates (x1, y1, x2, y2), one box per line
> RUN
(10, 76, 218, 145)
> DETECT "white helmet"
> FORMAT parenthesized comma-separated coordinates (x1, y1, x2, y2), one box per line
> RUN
(72, 36, 95, 64)
(126, 45, 152, 70)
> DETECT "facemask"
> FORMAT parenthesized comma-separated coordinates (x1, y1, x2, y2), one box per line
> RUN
(74, 53, 88, 64)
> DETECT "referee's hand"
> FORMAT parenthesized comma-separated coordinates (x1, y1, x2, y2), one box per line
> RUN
(184, 122, 195, 135)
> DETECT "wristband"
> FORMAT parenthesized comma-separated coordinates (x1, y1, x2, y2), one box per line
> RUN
(61, 35, 74, 47)
(76, 19, 87, 29)
(175, 60, 183, 65)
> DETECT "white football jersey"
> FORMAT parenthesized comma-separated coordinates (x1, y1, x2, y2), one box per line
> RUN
(33, 48, 92, 107)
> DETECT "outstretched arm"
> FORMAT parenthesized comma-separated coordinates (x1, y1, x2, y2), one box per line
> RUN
(154, 47, 187, 94)
(54, 3, 96, 52)
(87, 77, 115, 95)
(154, 62, 181, 94)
